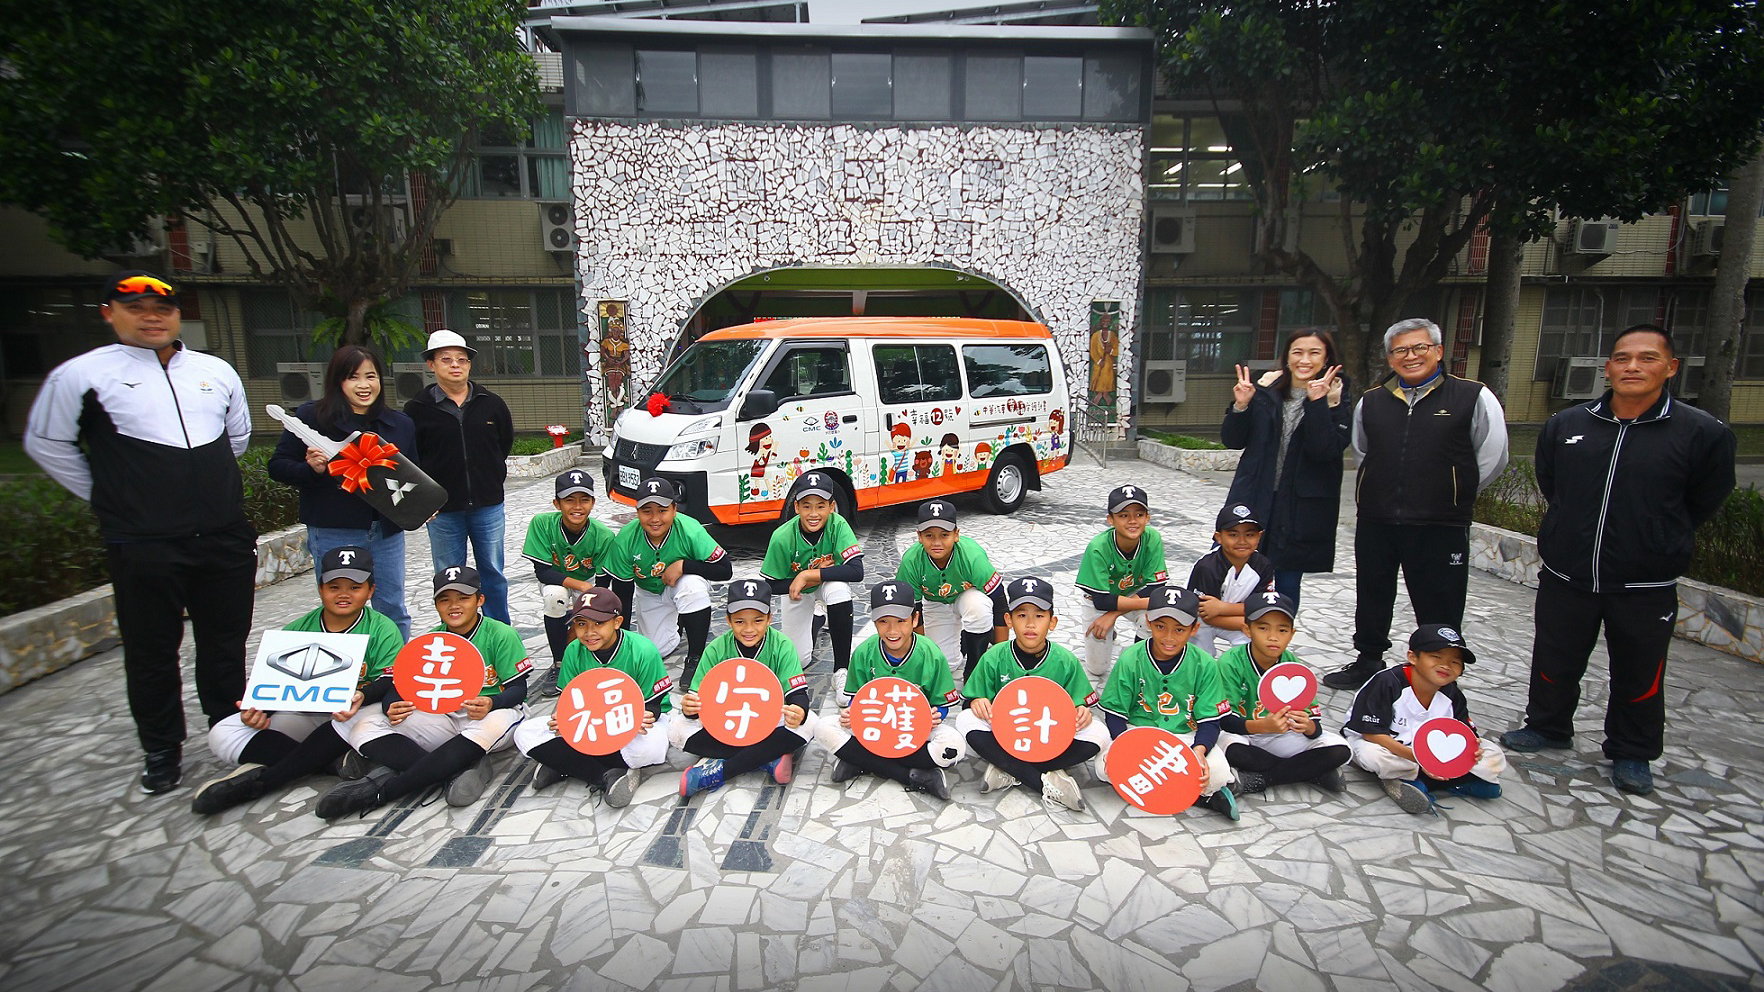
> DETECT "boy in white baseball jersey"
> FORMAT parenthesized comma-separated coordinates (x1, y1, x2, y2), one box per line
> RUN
(1075, 484, 1170, 680)
(315, 565, 531, 818)
(1096, 586, 1241, 820)
(1188, 503, 1277, 656)
(672, 579, 819, 797)
(522, 470, 618, 697)
(761, 472, 863, 675)
(191, 546, 402, 814)
(611, 477, 731, 688)
(1344, 624, 1507, 814)
(895, 500, 1007, 685)
(513, 587, 672, 807)
(1212, 592, 1351, 796)
(816, 580, 964, 800)
(958, 577, 1109, 812)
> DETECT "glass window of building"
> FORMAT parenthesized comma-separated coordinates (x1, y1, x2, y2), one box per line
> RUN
(1536, 286, 1664, 381)
(831, 52, 892, 120)
(893, 50, 954, 119)
(637, 49, 698, 114)
(1742, 295, 1764, 378)
(1, 286, 111, 378)
(445, 289, 578, 378)
(964, 54, 1022, 121)
(1147, 116, 1249, 202)
(463, 111, 569, 199)
(773, 48, 833, 120)
(699, 47, 760, 118)
(1083, 52, 1141, 122)
(1022, 55, 1082, 120)
(1144, 288, 1258, 374)
(243, 290, 324, 377)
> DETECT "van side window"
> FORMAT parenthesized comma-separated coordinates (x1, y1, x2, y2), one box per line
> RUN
(760, 345, 852, 400)
(964, 344, 1053, 397)
(874, 344, 962, 404)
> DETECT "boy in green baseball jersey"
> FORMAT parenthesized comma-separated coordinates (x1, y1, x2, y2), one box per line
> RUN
(523, 470, 618, 697)
(192, 546, 403, 814)
(316, 565, 532, 818)
(1212, 591, 1350, 796)
(896, 500, 1007, 686)
(957, 577, 1108, 812)
(762, 472, 864, 675)
(514, 587, 672, 808)
(1096, 586, 1241, 820)
(1076, 484, 1170, 680)
(672, 579, 819, 797)
(814, 580, 964, 800)
(612, 477, 732, 688)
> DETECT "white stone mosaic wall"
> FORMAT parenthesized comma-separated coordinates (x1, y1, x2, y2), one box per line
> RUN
(568, 121, 1145, 442)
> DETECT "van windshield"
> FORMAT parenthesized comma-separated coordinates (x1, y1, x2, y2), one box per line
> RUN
(650, 338, 768, 413)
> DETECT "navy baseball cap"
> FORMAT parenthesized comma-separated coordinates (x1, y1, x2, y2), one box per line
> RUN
(794, 472, 836, 503)
(726, 578, 772, 615)
(1004, 576, 1055, 612)
(636, 477, 678, 508)
(570, 587, 623, 623)
(870, 580, 918, 621)
(433, 565, 481, 597)
(917, 500, 958, 532)
(1410, 623, 1476, 665)
(1244, 590, 1297, 624)
(1216, 502, 1263, 531)
(319, 546, 374, 584)
(1108, 484, 1149, 513)
(555, 469, 595, 498)
(1146, 586, 1200, 625)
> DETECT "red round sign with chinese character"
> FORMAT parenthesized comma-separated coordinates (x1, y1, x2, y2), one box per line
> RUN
(991, 675, 1077, 763)
(1104, 726, 1206, 815)
(1413, 717, 1479, 780)
(555, 668, 645, 756)
(392, 632, 487, 714)
(1257, 661, 1319, 714)
(697, 659, 785, 747)
(849, 677, 934, 758)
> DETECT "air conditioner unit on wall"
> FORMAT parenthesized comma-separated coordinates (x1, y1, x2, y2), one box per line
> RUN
(1572, 219, 1620, 255)
(347, 205, 407, 244)
(1552, 357, 1607, 400)
(1142, 359, 1187, 403)
(1692, 219, 1725, 257)
(1675, 356, 1707, 398)
(391, 362, 435, 405)
(1148, 206, 1197, 254)
(540, 201, 575, 252)
(276, 362, 326, 405)
(101, 233, 164, 259)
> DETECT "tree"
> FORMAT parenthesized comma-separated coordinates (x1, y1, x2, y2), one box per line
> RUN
(0, 0, 541, 349)
(1702, 140, 1764, 422)
(1104, 0, 1764, 390)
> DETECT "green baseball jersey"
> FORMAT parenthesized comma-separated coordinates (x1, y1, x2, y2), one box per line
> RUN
(614, 515, 728, 594)
(897, 536, 1001, 604)
(428, 616, 531, 696)
(1099, 641, 1230, 733)
(1213, 643, 1322, 722)
(691, 628, 809, 696)
(522, 511, 618, 582)
(844, 633, 961, 708)
(761, 513, 862, 592)
(284, 605, 402, 689)
(963, 641, 1098, 708)
(558, 629, 673, 714)
(1074, 526, 1170, 596)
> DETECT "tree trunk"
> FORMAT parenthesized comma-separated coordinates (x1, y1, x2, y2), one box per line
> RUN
(345, 296, 371, 348)
(1479, 228, 1525, 402)
(1703, 135, 1764, 422)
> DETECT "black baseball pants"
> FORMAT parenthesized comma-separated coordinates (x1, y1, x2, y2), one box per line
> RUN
(1352, 522, 1469, 661)
(1522, 571, 1676, 762)
(108, 533, 256, 755)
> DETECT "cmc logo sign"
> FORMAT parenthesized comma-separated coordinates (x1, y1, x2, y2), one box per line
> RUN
(244, 629, 370, 714)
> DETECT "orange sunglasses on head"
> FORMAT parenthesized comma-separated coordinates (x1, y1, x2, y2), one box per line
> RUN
(112, 276, 176, 298)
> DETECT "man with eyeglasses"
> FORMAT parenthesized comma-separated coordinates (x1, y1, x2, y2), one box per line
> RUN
(405, 329, 515, 622)
(1322, 318, 1509, 691)
(25, 270, 256, 794)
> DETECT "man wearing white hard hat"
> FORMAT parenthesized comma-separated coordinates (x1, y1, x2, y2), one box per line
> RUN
(405, 329, 516, 621)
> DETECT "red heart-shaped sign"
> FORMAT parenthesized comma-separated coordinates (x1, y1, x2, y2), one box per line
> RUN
(1413, 717, 1478, 780)
(1257, 661, 1318, 714)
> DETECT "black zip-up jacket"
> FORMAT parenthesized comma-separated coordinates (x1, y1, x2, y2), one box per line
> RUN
(1536, 390, 1736, 593)
(404, 383, 514, 513)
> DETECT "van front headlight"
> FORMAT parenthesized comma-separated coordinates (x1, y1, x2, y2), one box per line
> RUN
(666, 438, 716, 460)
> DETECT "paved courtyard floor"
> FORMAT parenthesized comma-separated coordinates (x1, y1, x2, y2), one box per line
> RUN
(1, 450, 1761, 992)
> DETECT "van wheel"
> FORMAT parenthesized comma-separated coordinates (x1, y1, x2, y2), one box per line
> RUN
(780, 474, 856, 524)
(982, 452, 1029, 514)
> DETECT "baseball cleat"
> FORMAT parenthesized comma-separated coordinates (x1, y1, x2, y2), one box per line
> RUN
(190, 764, 266, 815)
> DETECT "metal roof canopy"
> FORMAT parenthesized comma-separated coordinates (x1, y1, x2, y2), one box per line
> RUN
(545, 14, 1149, 43)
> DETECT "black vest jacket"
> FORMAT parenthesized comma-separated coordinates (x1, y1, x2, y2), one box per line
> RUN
(1355, 373, 1484, 526)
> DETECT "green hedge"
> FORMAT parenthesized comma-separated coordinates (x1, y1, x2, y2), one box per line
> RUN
(1142, 430, 1227, 450)
(0, 447, 301, 617)
(1473, 462, 1763, 597)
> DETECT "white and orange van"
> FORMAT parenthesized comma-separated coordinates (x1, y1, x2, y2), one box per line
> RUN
(602, 317, 1073, 525)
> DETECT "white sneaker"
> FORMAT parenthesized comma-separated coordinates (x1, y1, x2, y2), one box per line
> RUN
(981, 765, 1019, 794)
(1041, 769, 1085, 811)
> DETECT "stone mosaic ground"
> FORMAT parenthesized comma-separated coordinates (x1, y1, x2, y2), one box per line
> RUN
(1, 451, 1761, 992)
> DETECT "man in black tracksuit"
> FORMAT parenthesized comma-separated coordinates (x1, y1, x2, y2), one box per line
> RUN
(1324, 318, 1509, 691)
(1502, 324, 1735, 796)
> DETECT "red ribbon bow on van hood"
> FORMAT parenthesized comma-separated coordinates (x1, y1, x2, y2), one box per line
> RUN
(328, 432, 400, 493)
(646, 393, 670, 416)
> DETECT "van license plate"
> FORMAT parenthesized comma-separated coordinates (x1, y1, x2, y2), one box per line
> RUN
(618, 465, 640, 491)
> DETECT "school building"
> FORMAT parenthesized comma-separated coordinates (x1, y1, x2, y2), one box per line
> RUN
(3, 0, 1762, 442)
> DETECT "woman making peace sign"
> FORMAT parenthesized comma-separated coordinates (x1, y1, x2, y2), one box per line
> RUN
(1219, 330, 1352, 605)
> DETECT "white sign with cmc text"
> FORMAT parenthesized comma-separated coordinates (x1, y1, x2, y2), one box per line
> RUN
(244, 629, 369, 713)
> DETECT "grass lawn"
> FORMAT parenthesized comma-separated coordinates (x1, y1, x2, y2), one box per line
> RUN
(0, 441, 41, 475)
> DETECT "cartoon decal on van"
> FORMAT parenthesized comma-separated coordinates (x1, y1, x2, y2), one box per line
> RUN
(888, 423, 913, 483)
(938, 434, 960, 476)
(746, 423, 776, 499)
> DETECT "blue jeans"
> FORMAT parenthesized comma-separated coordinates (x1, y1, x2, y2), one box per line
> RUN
(306, 521, 411, 639)
(427, 504, 510, 623)
(1273, 568, 1304, 608)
